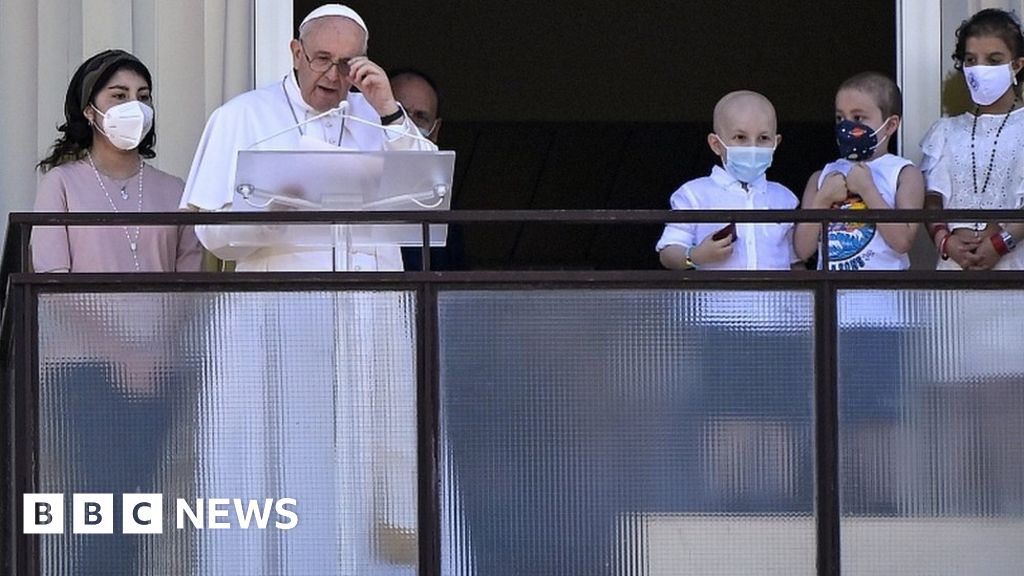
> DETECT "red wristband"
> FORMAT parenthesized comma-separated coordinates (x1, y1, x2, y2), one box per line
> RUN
(991, 232, 1010, 256)
(938, 233, 951, 260)
(929, 224, 949, 243)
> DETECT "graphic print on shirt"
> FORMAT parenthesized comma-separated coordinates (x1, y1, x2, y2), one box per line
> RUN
(828, 197, 875, 270)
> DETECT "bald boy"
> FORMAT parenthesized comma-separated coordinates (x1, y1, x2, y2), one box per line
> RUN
(656, 90, 800, 270)
(710, 90, 781, 148)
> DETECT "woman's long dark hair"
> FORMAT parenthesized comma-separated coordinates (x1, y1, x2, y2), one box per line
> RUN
(38, 49, 157, 173)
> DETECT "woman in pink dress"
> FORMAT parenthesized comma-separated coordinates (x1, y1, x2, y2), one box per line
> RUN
(33, 49, 201, 272)
(30, 50, 202, 575)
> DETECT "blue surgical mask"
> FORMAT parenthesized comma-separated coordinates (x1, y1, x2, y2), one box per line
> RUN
(836, 119, 888, 161)
(716, 135, 775, 183)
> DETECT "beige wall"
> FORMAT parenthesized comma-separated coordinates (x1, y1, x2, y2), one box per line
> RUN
(0, 0, 276, 235)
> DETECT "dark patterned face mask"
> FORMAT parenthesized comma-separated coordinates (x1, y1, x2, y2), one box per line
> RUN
(835, 119, 887, 161)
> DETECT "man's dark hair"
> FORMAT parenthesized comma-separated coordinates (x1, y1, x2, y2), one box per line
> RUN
(388, 67, 443, 118)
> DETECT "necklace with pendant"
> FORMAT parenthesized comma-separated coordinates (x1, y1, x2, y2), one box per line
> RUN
(86, 151, 145, 271)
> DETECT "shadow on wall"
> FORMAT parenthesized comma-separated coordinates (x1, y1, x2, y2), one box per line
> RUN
(941, 70, 974, 117)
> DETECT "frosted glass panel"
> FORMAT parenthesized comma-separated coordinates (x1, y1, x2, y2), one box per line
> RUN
(35, 291, 418, 576)
(838, 290, 1024, 575)
(439, 289, 816, 576)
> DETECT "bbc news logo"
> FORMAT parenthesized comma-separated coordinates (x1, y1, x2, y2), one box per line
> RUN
(23, 494, 298, 534)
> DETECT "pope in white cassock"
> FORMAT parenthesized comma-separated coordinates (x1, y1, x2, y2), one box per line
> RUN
(179, 5, 427, 575)
(181, 3, 436, 271)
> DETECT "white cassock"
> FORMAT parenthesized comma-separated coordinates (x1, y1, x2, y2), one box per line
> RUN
(182, 72, 427, 576)
(180, 70, 437, 271)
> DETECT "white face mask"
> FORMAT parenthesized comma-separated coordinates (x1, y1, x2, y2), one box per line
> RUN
(417, 119, 438, 139)
(964, 63, 1016, 106)
(91, 101, 154, 150)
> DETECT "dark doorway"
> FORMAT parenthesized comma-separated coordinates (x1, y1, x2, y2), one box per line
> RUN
(293, 1, 897, 269)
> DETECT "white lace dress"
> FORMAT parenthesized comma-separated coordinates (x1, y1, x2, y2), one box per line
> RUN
(920, 106, 1024, 270)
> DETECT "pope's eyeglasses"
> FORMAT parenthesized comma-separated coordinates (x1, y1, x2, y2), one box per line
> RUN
(300, 40, 356, 75)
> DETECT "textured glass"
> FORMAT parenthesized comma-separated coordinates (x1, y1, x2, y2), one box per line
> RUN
(35, 291, 418, 576)
(838, 290, 1024, 575)
(439, 289, 816, 575)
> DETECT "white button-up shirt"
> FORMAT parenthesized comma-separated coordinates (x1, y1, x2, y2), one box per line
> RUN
(656, 165, 799, 270)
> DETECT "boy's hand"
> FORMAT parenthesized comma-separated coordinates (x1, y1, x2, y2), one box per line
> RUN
(815, 172, 849, 207)
(845, 163, 876, 196)
(692, 233, 734, 265)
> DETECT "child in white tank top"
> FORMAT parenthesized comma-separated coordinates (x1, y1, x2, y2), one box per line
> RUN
(793, 71, 925, 270)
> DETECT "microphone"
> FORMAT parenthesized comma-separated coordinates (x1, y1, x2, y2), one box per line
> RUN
(339, 103, 437, 147)
(246, 100, 349, 149)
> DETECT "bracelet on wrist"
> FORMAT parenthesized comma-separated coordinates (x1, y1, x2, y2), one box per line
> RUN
(938, 233, 951, 261)
(991, 232, 1011, 256)
(1001, 230, 1017, 252)
(380, 105, 405, 125)
(684, 245, 698, 269)
(929, 223, 949, 244)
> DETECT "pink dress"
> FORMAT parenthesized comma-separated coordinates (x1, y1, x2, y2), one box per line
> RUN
(31, 159, 203, 272)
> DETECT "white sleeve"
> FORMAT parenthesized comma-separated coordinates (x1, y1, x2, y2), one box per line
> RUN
(919, 119, 952, 201)
(180, 97, 283, 262)
(655, 185, 699, 252)
(192, 222, 262, 262)
(383, 115, 439, 151)
(181, 104, 247, 212)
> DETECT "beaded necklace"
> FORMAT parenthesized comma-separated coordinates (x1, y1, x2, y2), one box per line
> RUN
(86, 150, 144, 271)
(970, 100, 1017, 196)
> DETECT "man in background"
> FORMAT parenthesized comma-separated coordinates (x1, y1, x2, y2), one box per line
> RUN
(389, 68, 443, 144)
(391, 67, 463, 270)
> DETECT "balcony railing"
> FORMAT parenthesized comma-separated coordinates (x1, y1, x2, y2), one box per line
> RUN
(3, 210, 1023, 576)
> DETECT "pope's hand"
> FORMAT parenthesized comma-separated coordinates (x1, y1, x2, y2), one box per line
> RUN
(348, 56, 400, 118)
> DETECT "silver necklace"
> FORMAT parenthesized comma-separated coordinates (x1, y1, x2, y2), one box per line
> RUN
(86, 151, 144, 271)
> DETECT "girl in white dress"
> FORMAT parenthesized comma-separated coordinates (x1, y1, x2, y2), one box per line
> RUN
(922, 8, 1024, 270)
